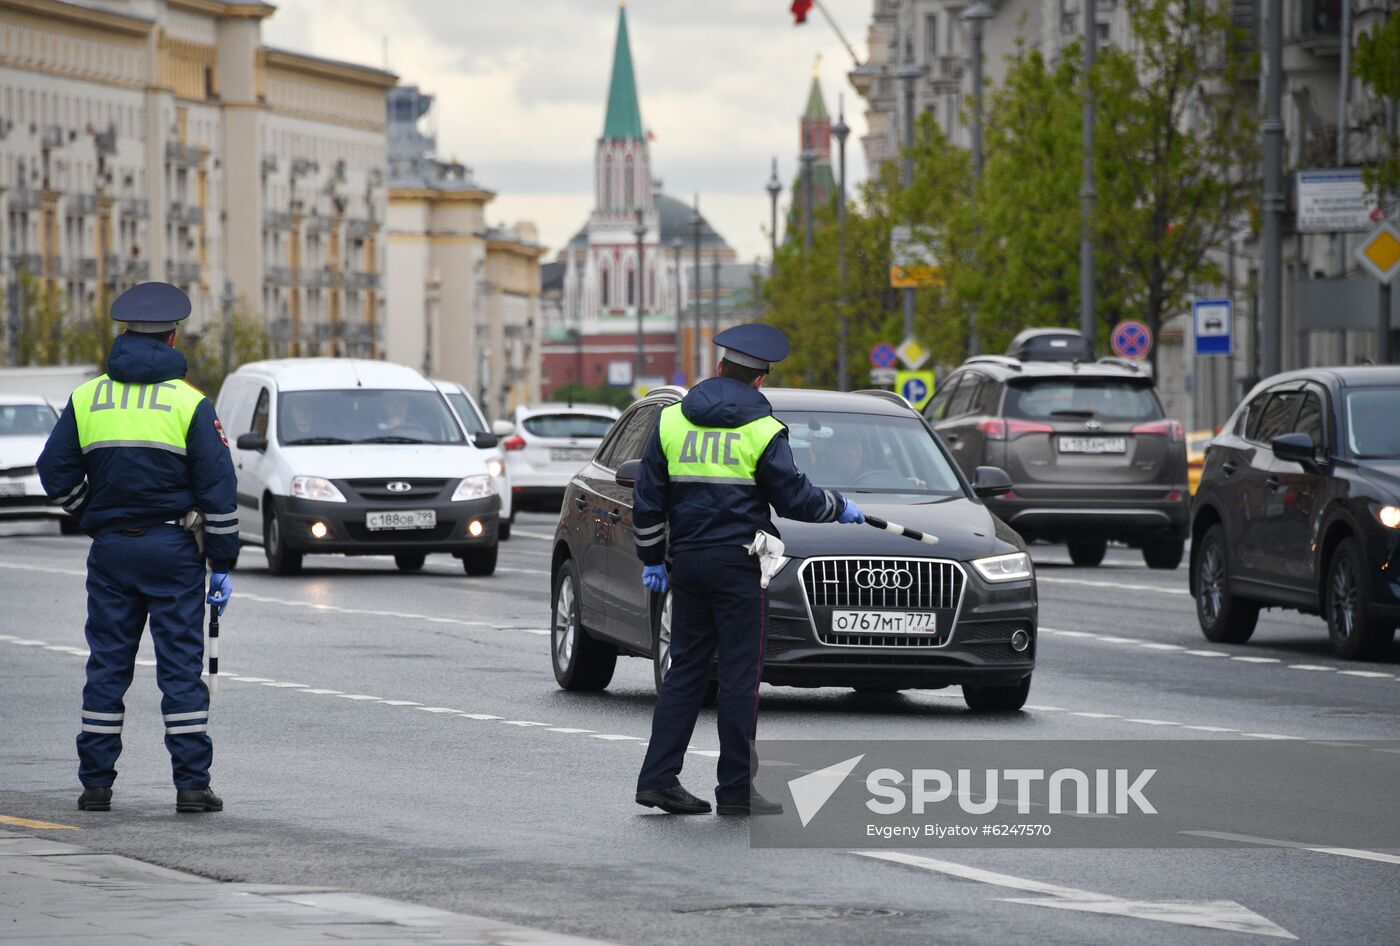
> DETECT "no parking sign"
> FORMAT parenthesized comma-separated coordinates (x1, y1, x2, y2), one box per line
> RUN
(1110, 321, 1152, 360)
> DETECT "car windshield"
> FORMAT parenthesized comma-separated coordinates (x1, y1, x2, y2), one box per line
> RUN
(778, 410, 964, 496)
(1005, 379, 1162, 421)
(522, 413, 615, 439)
(0, 403, 57, 437)
(444, 392, 487, 435)
(1345, 388, 1400, 459)
(278, 390, 465, 445)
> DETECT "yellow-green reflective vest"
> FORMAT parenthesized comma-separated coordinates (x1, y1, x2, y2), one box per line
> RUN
(71, 375, 205, 457)
(657, 402, 785, 485)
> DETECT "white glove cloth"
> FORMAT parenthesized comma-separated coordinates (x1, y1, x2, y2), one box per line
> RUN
(745, 530, 788, 590)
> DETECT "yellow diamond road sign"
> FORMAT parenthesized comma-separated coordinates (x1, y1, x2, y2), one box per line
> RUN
(896, 336, 930, 370)
(1355, 222, 1400, 285)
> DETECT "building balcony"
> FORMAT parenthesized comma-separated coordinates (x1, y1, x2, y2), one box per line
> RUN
(9, 190, 41, 212)
(346, 271, 381, 290)
(7, 253, 43, 274)
(121, 198, 149, 219)
(126, 259, 150, 280)
(305, 213, 338, 232)
(71, 194, 98, 215)
(68, 257, 98, 280)
(169, 202, 205, 227)
(346, 218, 375, 239)
(167, 260, 202, 285)
(265, 265, 295, 286)
(1294, 0, 1342, 56)
(928, 55, 964, 85)
(165, 141, 202, 166)
(264, 211, 293, 231)
(300, 266, 336, 288)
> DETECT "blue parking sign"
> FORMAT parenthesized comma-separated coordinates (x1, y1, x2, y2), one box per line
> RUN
(1193, 298, 1232, 357)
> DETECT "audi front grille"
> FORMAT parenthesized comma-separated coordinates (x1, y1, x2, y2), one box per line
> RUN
(799, 557, 966, 648)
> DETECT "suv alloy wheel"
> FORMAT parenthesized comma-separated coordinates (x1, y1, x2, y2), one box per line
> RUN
(1325, 538, 1397, 660)
(1194, 524, 1257, 643)
(551, 557, 615, 690)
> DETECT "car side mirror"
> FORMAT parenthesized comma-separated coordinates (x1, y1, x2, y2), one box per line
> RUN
(1271, 432, 1321, 468)
(615, 458, 642, 488)
(491, 420, 515, 438)
(472, 432, 498, 449)
(236, 432, 268, 452)
(973, 465, 1014, 498)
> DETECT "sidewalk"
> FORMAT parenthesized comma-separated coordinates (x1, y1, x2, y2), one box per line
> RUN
(0, 828, 622, 946)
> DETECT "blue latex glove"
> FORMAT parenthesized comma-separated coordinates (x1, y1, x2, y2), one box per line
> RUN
(641, 564, 669, 593)
(837, 498, 865, 524)
(208, 572, 232, 616)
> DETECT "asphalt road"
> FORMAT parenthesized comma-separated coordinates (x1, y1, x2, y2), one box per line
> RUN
(2, 515, 1398, 946)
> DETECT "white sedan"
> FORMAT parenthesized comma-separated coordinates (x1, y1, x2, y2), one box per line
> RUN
(0, 395, 78, 534)
(493, 403, 619, 514)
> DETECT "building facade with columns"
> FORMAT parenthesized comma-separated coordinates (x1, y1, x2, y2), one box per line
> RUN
(0, 0, 394, 362)
(384, 84, 545, 420)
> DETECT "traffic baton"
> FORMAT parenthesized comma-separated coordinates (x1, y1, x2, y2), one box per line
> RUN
(206, 604, 219, 698)
(864, 514, 939, 546)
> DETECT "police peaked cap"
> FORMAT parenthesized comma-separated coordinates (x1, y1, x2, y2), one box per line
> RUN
(111, 282, 192, 333)
(713, 323, 789, 372)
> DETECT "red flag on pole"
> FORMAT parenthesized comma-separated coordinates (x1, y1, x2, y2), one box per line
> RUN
(791, 1, 814, 25)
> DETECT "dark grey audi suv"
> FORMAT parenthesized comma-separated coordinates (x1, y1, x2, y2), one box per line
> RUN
(547, 386, 1039, 711)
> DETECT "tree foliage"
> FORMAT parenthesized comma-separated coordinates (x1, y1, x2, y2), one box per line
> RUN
(765, 0, 1258, 380)
(1353, 11, 1400, 198)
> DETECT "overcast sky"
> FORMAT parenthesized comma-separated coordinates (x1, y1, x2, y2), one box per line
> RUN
(263, 0, 872, 261)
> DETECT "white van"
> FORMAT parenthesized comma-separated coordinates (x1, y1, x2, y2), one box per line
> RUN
(216, 359, 500, 576)
(431, 379, 512, 539)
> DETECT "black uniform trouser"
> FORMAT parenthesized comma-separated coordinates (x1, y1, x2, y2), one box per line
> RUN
(637, 545, 765, 803)
(79, 526, 211, 790)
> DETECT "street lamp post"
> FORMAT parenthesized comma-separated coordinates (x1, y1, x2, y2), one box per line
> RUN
(690, 197, 703, 381)
(633, 208, 647, 388)
(1080, 0, 1097, 353)
(1261, 0, 1283, 376)
(221, 279, 236, 378)
(766, 158, 782, 262)
(962, 1, 994, 359)
(711, 256, 720, 339)
(893, 36, 922, 342)
(670, 237, 683, 381)
(800, 149, 816, 252)
(832, 99, 850, 391)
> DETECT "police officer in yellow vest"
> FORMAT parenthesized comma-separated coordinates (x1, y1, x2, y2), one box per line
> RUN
(634, 324, 864, 816)
(38, 282, 238, 814)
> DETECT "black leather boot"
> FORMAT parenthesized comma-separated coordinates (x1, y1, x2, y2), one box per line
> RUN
(176, 788, 223, 813)
(77, 787, 112, 811)
(717, 789, 784, 817)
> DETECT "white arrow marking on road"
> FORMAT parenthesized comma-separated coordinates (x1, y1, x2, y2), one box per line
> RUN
(787, 754, 865, 828)
(856, 851, 1296, 939)
(1182, 831, 1400, 865)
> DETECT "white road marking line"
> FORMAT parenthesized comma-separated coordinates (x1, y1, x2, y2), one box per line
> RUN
(1071, 712, 1120, 719)
(1184, 650, 1230, 658)
(1182, 831, 1400, 865)
(460, 713, 503, 721)
(1338, 670, 1394, 679)
(379, 700, 422, 707)
(234, 676, 274, 683)
(1096, 636, 1136, 644)
(335, 694, 382, 701)
(497, 566, 550, 575)
(260, 681, 308, 688)
(416, 706, 464, 714)
(298, 689, 343, 695)
(687, 749, 721, 758)
(1041, 628, 1094, 638)
(589, 734, 644, 741)
(134, 658, 156, 667)
(1139, 642, 1187, 651)
(545, 727, 595, 734)
(855, 851, 1295, 939)
(509, 528, 556, 541)
(500, 720, 551, 727)
(11, 639, 45, 646)
(1038, 575, 1191, 596)
(1183, 725, 1241, 733)
(1239, 733, 1304, 740)
(1024, 705, 1065, 712)
(1231, 656, 1281, 663)
(1289, 664, 1334, 671)
(1124, 718, 1179, 726)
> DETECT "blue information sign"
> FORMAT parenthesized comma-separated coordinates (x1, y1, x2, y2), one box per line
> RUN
(1193, 298, 1233, 357)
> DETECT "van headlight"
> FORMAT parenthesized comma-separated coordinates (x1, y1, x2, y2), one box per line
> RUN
(486, 458, 505, 479)
(452, 474, 496, 501)
(291, 476, 347, 503)
(971, 552, 1033, 582)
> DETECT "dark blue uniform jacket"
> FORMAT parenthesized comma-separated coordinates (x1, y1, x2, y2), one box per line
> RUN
(37, 333, 240, 571)
(632, 376, 844, 566)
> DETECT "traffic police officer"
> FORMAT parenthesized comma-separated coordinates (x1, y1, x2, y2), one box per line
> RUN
(633, 324, 864, 815)
(38, 282, 239, 814)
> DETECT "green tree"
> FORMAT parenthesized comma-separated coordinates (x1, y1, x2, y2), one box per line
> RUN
(183, 303, 272, 396)
(8, 273, 66, 366)
(1092, 0, 1258, 372)
(1353, 11, 1400, 198)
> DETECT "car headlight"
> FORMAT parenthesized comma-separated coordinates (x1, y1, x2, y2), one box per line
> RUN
(1375, 505, 1400, 529)
(291, 475, 346, 503)
(486, 458, 505, 479)
(452, 474, 496, 501)
(971, 552, 1033, 582)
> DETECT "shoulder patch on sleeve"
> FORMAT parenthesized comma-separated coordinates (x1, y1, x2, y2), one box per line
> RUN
(213, 417, 229, 446)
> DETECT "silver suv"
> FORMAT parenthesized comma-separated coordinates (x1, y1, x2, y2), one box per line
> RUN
(924, 356, 1190, 569)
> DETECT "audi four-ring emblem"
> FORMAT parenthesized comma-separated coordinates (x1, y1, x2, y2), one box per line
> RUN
(386, 481, 412, 493)
(854, 567, 913, 590)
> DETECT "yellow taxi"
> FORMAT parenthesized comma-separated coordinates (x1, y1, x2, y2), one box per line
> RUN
(1187, 429, 1214, 494)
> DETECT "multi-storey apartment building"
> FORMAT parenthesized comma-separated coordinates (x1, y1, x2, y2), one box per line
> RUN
(0, 0, 395, 360)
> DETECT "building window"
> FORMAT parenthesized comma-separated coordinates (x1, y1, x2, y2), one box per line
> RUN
(926, 13, 938, 56)
(626, 261, 636, 307)
(603, 156, 613, 209)
(624, 156, 635, 209)
(600, 260, 611, 307)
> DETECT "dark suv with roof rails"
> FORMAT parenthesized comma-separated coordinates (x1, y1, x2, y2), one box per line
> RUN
(924, 355, 1189, 568)
(1190, 366, 1400, 660)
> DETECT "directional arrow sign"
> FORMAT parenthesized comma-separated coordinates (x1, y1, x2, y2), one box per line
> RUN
(856, 851, 1295, 939)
